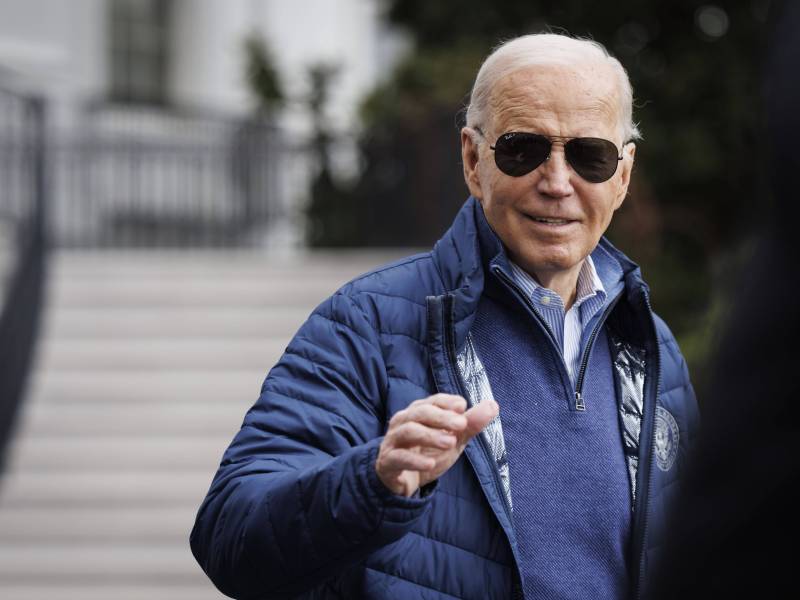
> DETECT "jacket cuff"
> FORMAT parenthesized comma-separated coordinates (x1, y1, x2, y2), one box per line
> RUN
(363, 438, 435, 520)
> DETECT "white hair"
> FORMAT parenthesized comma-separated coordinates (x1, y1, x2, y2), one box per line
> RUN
(465, 33, 641, 141)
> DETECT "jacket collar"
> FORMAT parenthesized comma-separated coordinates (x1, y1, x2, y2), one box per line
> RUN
(430, 196, 650, 350)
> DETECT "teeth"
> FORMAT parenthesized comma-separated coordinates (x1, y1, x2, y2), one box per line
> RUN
(533, 217, 568, 224)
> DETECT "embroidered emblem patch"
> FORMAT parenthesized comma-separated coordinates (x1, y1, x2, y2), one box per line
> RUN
(654, 406, 679, 472)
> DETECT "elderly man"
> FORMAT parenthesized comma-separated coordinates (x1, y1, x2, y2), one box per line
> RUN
(191, 33, 698, 599)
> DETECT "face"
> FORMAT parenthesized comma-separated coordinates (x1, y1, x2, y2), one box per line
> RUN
(461, 63, 636, 288)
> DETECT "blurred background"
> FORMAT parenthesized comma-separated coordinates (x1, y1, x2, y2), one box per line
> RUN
(0, 0, 771, 598)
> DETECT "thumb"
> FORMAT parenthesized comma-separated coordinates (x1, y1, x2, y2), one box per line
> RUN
(461, 400, 499, 440)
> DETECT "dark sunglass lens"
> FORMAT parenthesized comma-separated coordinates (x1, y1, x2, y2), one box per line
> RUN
(494, 133, 550, 177)
(565, 137, 620, 183)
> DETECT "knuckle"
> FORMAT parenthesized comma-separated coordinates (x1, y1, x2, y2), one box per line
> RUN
(394, 422, 416, 441)
(388, 410, 405, 427)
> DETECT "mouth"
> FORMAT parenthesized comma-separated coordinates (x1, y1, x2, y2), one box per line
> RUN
(524, 214, 577, 226)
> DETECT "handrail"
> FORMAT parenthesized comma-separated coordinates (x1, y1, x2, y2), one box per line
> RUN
(0, 91, 47, 471)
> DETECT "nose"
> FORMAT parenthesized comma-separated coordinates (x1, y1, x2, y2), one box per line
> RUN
(535, 144, 574, 198)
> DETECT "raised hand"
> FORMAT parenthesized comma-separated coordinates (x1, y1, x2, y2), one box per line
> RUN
(375, 393, 499, 497)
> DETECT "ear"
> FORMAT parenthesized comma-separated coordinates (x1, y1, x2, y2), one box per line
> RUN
(461, 127, 484, 200)
(613, 142, 636, 210)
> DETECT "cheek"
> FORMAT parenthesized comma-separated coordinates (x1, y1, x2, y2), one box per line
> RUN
(583, 186, 620, 226)
(588, 204, 618, 236)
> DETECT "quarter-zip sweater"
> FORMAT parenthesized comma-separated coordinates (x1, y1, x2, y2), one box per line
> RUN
(472, 272, 632, 598)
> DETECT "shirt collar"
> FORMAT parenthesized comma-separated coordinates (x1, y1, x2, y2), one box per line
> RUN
(508, 255, 606, 311)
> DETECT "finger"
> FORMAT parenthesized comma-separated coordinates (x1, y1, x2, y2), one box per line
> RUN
(380, 448, 436, 472)
(396, 403, 468, 432)
(460, 400, 499, 441)
(389, 422, 457, 450)
(428, 393, 468, 413)
(408, 394, 467, 413)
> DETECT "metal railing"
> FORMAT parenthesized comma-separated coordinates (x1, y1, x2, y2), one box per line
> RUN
(0, 86, 47, 468)
(51, 105, 284, 248)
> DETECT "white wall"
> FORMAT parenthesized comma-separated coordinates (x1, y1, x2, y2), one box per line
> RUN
(252, 0, 408, 135)
(0, 0, 406, 132)
(169, 0, 409, 136)
(169, 0, 253, 116)
(0, 0, 107, 127)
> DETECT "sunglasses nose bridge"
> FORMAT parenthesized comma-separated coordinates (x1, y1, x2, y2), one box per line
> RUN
(541, 140, 570, 170)
(536, 142, 575, 195)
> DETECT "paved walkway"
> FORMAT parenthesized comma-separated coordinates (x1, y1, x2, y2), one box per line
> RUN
(0, 249, 407, 600)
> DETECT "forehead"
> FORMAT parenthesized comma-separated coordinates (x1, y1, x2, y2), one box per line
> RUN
(487, 63, 622, 139)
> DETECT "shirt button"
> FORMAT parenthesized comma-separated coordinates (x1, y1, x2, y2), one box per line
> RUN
(541, 296, 551, 305)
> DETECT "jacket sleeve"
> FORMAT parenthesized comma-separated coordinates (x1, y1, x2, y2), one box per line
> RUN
(654, 314, 701, 445)
(190, 291, 433, 599)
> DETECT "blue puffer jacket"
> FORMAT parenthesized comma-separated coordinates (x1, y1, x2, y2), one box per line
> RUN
(191, 197, 699, 599)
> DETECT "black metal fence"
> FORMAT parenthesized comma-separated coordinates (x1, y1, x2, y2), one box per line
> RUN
(51, 105, 284, 248)
(0, 86, 46, 468)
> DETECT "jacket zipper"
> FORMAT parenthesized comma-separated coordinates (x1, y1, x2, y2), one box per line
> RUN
(442, 295, 513, 525)
(441, 294, 523, 597)
(632, 291, 661, 600)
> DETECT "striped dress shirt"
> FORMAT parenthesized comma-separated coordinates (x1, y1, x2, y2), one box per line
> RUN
(508, 256, 607, 387)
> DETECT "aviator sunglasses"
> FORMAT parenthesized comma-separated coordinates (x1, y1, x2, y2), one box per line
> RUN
(475, 128, 625, 183)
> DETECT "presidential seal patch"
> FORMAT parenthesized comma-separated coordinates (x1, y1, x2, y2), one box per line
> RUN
(654, 406, 679, 472)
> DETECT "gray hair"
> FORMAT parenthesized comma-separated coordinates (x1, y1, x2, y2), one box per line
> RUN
(465, 33, 641, 142)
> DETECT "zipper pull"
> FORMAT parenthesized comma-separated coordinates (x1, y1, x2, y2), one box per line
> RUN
(575, 391, 586, 411)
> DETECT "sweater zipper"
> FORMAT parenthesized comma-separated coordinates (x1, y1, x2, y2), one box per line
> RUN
(492, 266, 621, 411)
(573, 293, 623, 410)
(632, 291, 662, 600)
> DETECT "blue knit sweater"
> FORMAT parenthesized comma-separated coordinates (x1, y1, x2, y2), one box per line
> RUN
(471, 267, 633, 598)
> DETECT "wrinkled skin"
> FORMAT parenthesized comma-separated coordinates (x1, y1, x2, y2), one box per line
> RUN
(376, 394, 498, 497)
(461, 63, 636, 308)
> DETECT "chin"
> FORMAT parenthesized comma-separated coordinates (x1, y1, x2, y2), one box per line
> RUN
(519, 247, 581, 274)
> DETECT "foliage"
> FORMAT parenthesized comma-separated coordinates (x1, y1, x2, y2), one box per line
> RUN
(376, 0, 771, 251)
(306, 0, 770, 383)
(304, 63, 365, 247)
(243, 33, 284, 115)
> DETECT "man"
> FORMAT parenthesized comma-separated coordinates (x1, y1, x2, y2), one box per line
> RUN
(191, 33, 698, 599)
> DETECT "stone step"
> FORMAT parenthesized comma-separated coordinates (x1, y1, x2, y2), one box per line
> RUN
(0, 543, 209, 582)
(36, 337, 288, 371)
(46, 276, 347, 308)
(43, 306, 310, 339)
(0, 249, 413, 600)
(0, 584, 226, 600)
(0, 506, 197, 541)
(27, 370, 266, 405)
(17, 399, 255, 436)
(48, 262, 366, 280)
(0, 471, 216, 508)
(7, 436, 231, 472)
(50, 249, 408, 277)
